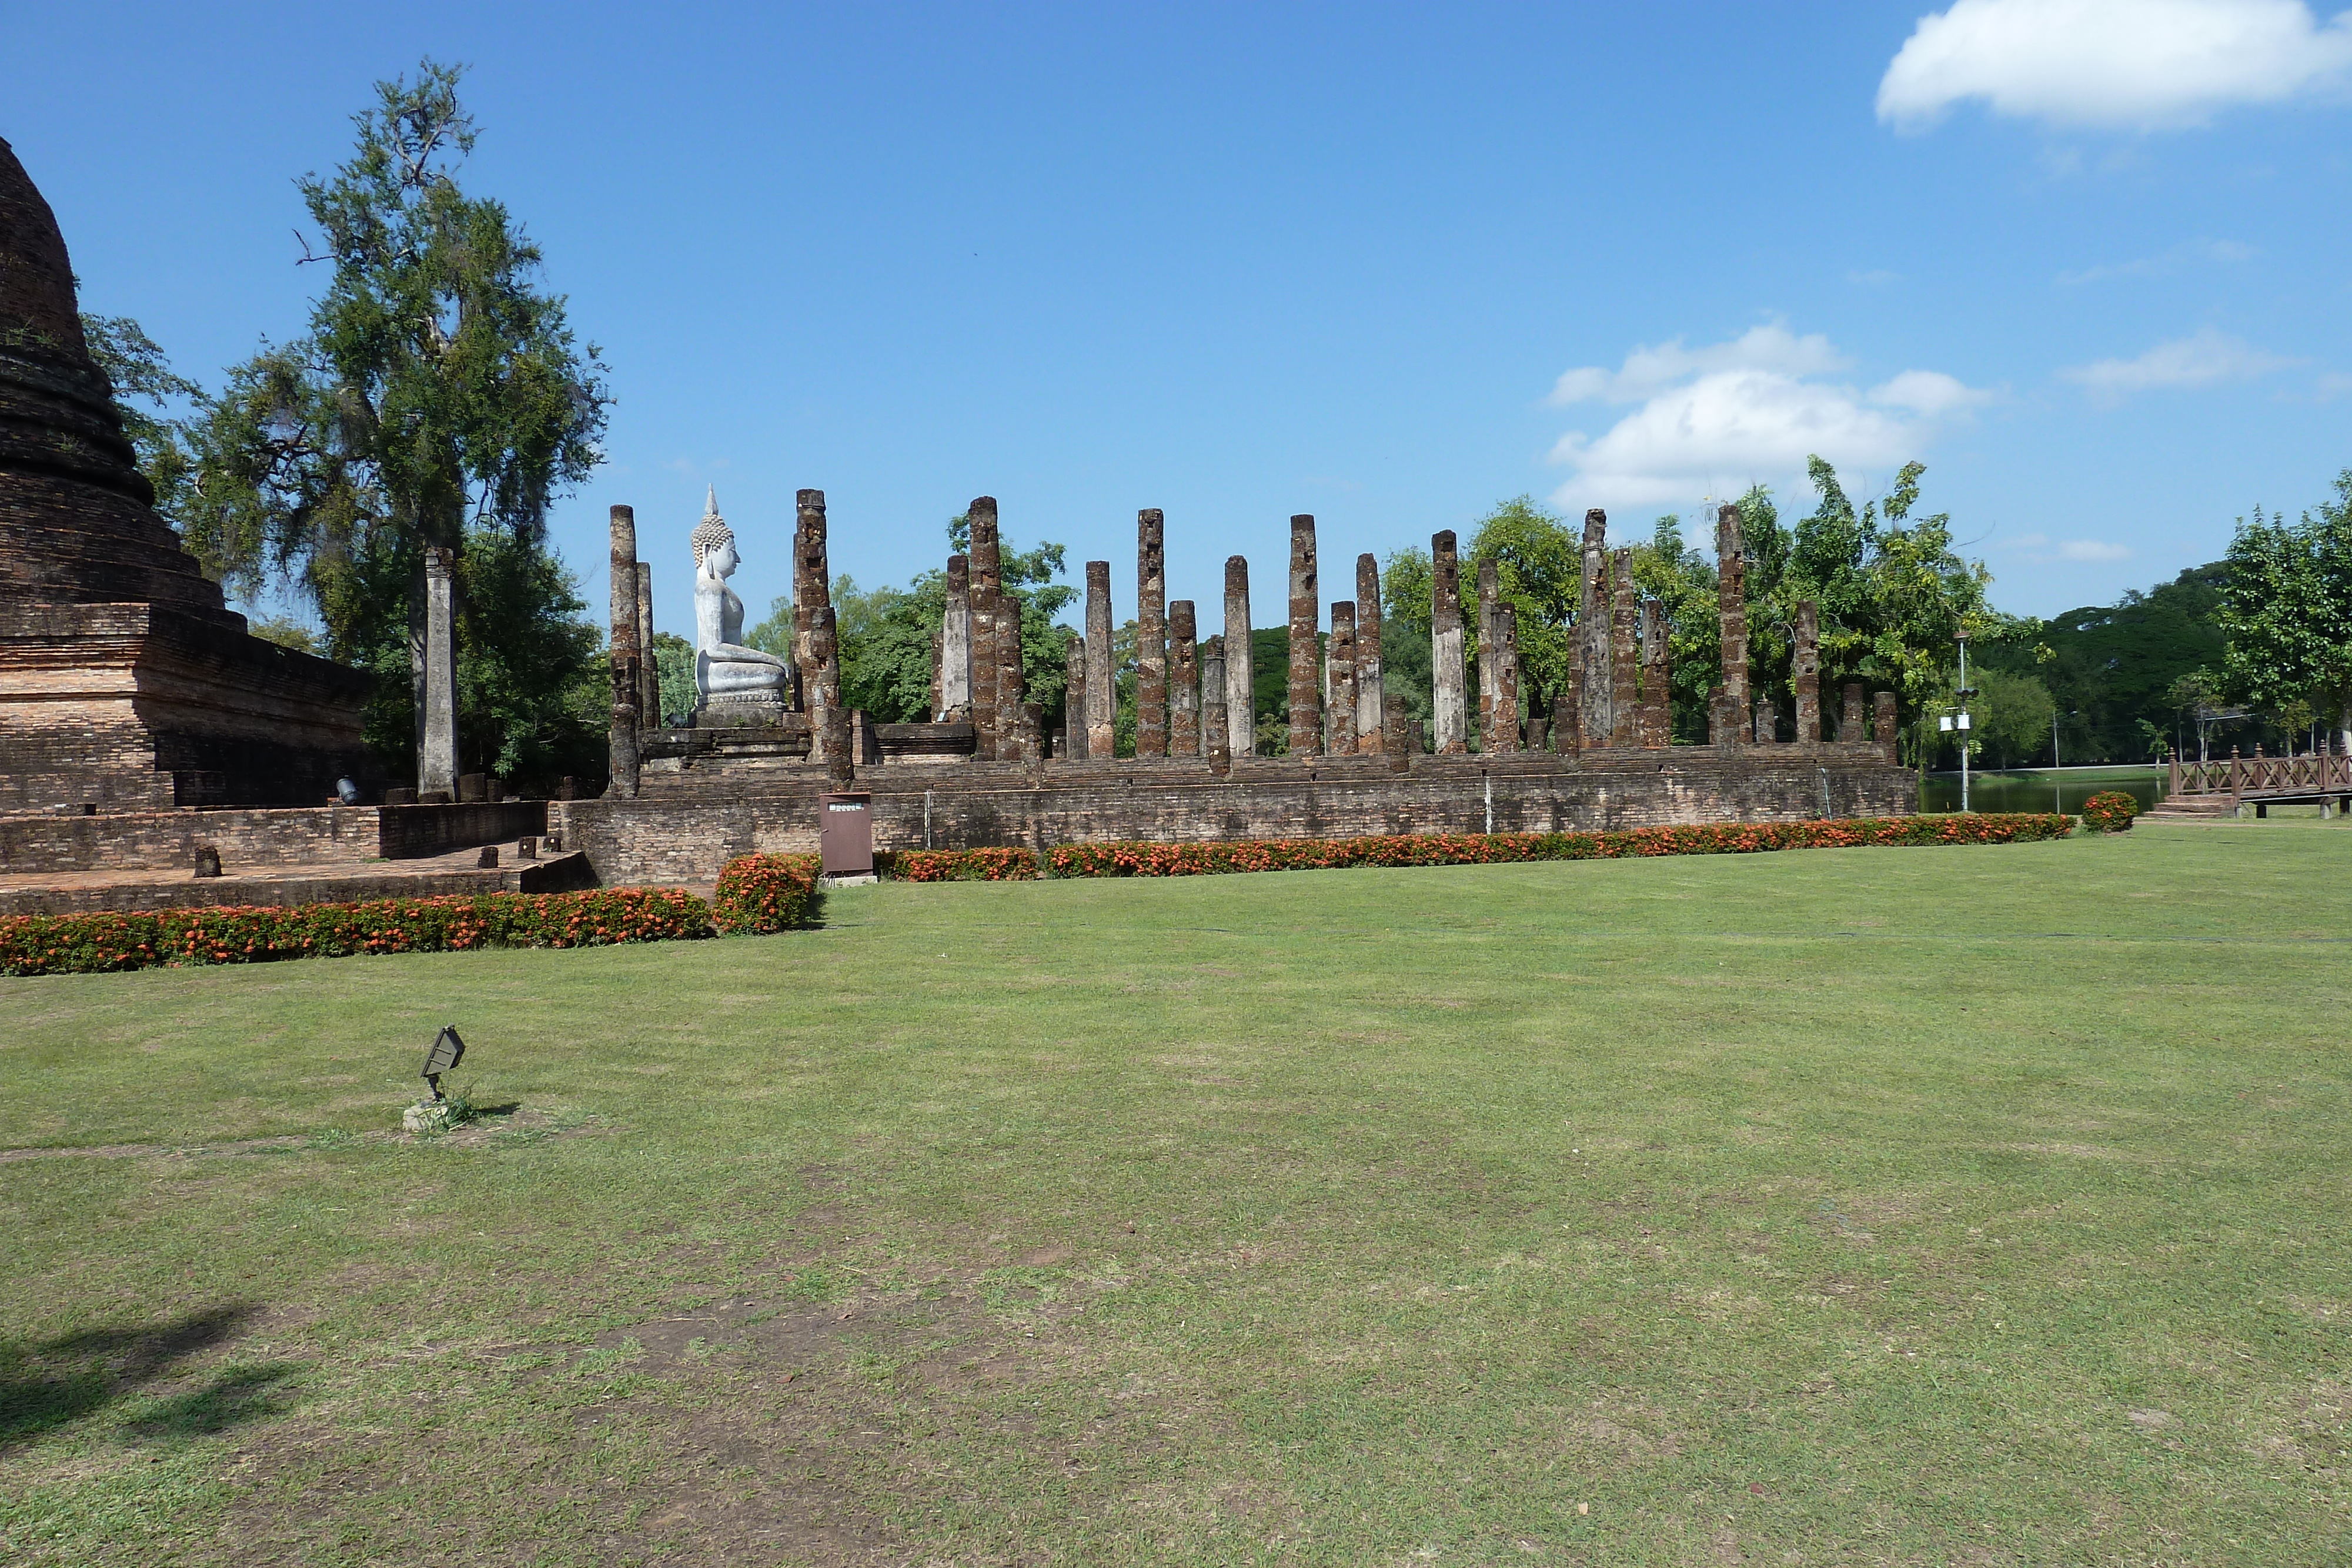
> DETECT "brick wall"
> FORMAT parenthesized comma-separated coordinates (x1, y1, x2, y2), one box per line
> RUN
(557, 744, 1917, 885)
(2, 800, 546, 874)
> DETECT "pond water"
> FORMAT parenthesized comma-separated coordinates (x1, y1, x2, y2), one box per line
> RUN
(1918, 767, 2170, 815)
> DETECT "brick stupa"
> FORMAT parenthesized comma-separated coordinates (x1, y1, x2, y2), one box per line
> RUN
(1, 135, 368, 809)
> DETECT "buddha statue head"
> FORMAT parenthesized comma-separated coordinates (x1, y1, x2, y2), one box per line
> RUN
(691, 487, 739, 577)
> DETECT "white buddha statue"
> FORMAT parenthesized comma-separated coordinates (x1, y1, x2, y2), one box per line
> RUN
(691, 489, 790, 713)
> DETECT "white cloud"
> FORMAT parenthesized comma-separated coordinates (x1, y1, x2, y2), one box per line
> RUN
(2002, 531, 2133, 562)
(2056, 237, 2254, 285)
(1545, 327, 1991, 510)
(1879, 0, 2352, 131)
(2059, 327, 2299, 400)
(2317, 372, 2352, 399)
(1547, 323, 1847, 405)
(1872, 369, 1996, 416)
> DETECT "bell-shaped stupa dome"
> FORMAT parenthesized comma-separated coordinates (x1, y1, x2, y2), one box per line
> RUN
(0, 134, 234, 618)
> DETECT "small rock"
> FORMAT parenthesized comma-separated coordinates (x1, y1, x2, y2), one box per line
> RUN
(404, 1102, 455, 1135)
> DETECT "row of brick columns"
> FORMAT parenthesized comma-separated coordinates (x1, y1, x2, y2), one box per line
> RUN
(602, 486, 1909, 793)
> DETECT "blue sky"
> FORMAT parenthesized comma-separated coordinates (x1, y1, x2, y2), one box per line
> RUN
(6, 1, 2348, 634)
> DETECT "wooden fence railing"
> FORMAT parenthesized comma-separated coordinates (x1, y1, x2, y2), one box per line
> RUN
(2169, 748, 2352, 800)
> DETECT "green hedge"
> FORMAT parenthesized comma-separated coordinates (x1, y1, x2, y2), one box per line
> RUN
(876, 847, 1044, 882)
(0, 887, 715, 978)
(2079, 791, 2139, 833)
(1044, 813, 2075, 877)
(711, 853, 825, 932)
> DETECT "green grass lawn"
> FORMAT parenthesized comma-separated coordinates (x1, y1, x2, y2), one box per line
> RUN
(5, 821, 2348, 1566)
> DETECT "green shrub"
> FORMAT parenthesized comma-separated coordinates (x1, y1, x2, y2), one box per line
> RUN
(2079, 792, 2139, 833)
(0, 888, 715, 978)
(711, 853, 824, 934)
(877, 847, 1042, 881)
(1044, 814, 2075, 877)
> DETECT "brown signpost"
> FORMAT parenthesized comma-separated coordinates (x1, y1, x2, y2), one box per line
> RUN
(818, 791, 874, 878)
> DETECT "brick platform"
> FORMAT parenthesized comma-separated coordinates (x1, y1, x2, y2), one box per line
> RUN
(557, 743, 1916, 886)
(0, 845, 592, 917)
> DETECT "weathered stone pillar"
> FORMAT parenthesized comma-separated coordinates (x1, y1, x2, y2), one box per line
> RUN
(1754, 693, 1773, 745)
(809, 604, 841, 759)
(1223, 557, 1254, 760)
(1475, 557, 1499, 750)
(1793, 599, 1821, 745)
(1354, 553, 1384, 752)
(1875, 690, 1900, 763)
(1842, 682, 1864, 744)
(1639, 598, 1669, 748)
(596, 517, 631, 800)
(1491, 604, 1520, 753)
(1064, 633, 1088, 760)
(1608, 549, 1639, 747)
(928, 627, 943, 720)
(1715, 502, 1748, 717)
(823, 704, 854, 789)
(1326, 602, 1358, 755)
(636, 561, 660, 727)
(1207, 698, 1232, 775)
(795, 489, 837, 752)
(1085, 559, 1115, 758)
(1576, 510, 1612, 748)
(1136, 509, 1167, 757)
(941, 553, 973, 719)
(1557, 641, 1583, 757)
(969, 499, 1002, 754)
(1169, 600, 1200, 757)
(1287, 515, 1322, 756)
(995, 591, 1026, 761)
(1200, 633, 1227, 760)
(1384, 691, 1411, 772)
(1431, 530, 1468, 754)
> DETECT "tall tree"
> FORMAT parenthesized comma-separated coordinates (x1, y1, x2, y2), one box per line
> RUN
(1465, 496, 1582, 721)
(173, 61, 610, 777)
(2221, 471, 2352, 754)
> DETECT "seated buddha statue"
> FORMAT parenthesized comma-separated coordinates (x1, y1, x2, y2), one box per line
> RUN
(690, 489, 790, 712)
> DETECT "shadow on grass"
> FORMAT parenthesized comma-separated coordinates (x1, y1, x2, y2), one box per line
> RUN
(0, 1303, 297, 1448)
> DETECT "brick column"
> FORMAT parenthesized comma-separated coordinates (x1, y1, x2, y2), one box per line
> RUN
(1841, 682, 1863, 744)
(1384, 691, 1412, 771)
(1793, 599, 1821, 745)
(1200, 633, 1226, 761)
(1715, 502, 1748, 718)
(1288, 514, 1322, 756)
(968, 498, 1001, 755)
(1754, 693, 1773, 745)
(1874, 690, 1899, 763)
(1608, 548, 1639, 747)
(1355, 553, 1384, 752)
(794, 489, 836, 754)
(1223, 557, 1254, 760)
(1170, 600, 1200, 757)
(1639, 598, 1669, 747)
(1064, 633, 1088, 760)
(595, 519, 629, 800)
(1085, 560, 1115, 758)
(1491, 604, 1520, 753)
(941, 554, 972, 719)
(1327, 602, 1358, 755)
(810, 604, 841, 755)
(1431, 530, 1468, 753)
(1577, 510, 1612, 747)
(1476, 556, 1499, 751)
(1136, 509, 1167, 757)
(635, 561, 660, 727)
